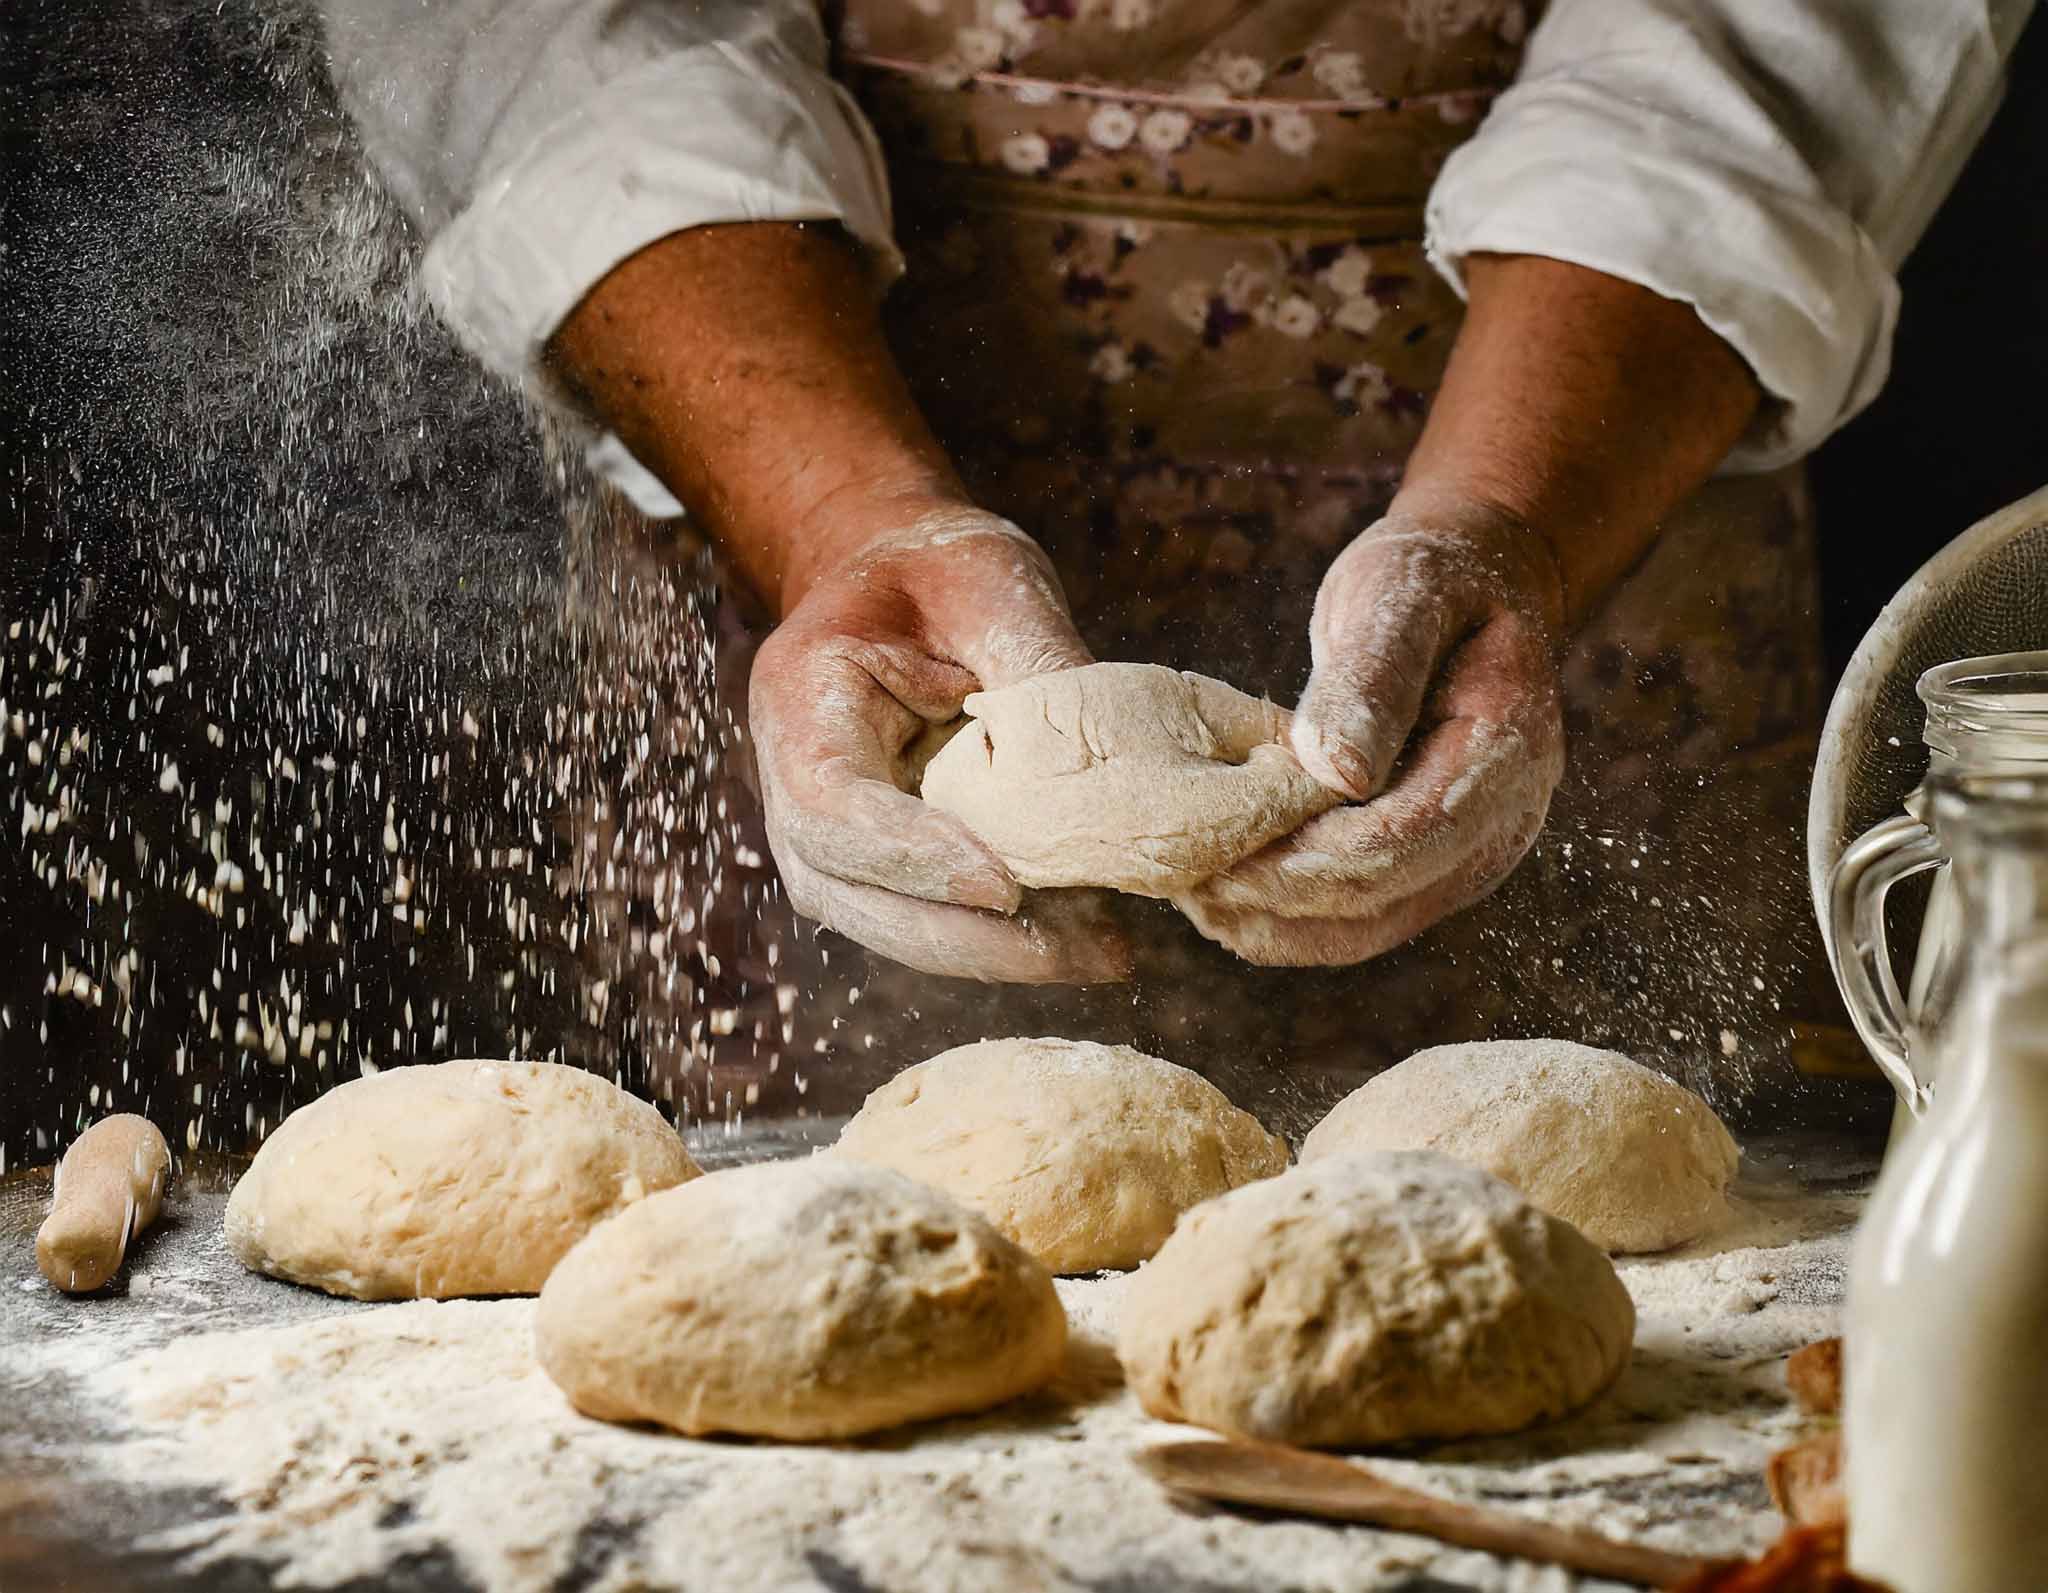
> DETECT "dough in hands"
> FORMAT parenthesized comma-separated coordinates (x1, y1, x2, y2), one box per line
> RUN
(1119, 1151, 1635, 1447)
(536, 1158, 1067, 1440)
(225, 1060, 698, 1299)
(833, 1037, 1290, 1273)
(1300, 1039, 1738, 1253)
(919, 662, 1342, 898)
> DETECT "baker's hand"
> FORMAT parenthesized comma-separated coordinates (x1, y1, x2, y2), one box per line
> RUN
(751, 508, 1132, 983)
(1181, 499, 1567, 965)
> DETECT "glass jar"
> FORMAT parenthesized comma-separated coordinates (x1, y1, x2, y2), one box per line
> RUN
(1828, 652, 2048, 1121)
(1844, 770, 2048, 1590)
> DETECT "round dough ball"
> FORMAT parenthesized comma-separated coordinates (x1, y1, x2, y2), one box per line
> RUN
(834, 1038, 1289, 1273)
(1300, 1040, 1739, 1253)
(536, 1158, 1067, 1440)
(1119, 1152, 1635, 1447)
(225, 1060, 698, 1299)
(919, 662, 1342, 897)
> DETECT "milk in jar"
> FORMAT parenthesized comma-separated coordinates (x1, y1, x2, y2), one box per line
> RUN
(1845, 773, 2048, 1590)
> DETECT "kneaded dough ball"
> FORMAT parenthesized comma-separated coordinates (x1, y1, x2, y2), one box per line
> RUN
(537, 1158, 1067, 1440)
(834, 1037, 1289, 1273)
(919, 662, 1341, 898)
(225, 1060, 698, 1299)
(1301, 1039, 1739, 1253)
(1119, 1152, 1634, 1447)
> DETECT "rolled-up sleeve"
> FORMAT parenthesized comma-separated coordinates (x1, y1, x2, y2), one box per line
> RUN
(322, 0, 898, 394)
(1425, 1, 2032, 471)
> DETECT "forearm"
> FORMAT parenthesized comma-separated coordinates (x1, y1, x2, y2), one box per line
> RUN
(1422, 3, 2024, 491)
(323, 0, 899, 427)
(547, 222, 965, 615)
(1396, 254, 1759, 624)
(1400, 254, 1769, 622)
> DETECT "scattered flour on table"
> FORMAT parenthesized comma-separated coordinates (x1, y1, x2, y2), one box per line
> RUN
(17, 1180, 1859, 1592)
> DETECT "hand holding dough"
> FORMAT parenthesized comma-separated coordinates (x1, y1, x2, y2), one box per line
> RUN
(37, 1114, 171, 1293)
(750, 510, 1129, 984)
(919, 662, 1343, 899)
(1181, 504, 1564, 967)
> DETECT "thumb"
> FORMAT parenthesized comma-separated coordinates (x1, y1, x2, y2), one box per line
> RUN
(1290, 566, 1450, 801)
(942, 525, 1095, 688)
(973, 607, 1095, 688)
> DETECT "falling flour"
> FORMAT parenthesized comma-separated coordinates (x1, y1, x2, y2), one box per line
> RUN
(2, 0, 829, 1178)
(14, 1177, 1860, 1591)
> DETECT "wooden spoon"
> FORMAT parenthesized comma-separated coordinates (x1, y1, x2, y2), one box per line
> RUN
(1138, 1439, 1721, 1587)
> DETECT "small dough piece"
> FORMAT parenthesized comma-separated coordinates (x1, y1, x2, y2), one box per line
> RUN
(37, 1114, 172, 1293)
(537, 1158, 1067, 1440)
(919, 662, 1341, 897)
(1301, 1040, 1739, 1254)
(834, 1037, 1289, 1273)
(225, 1060, 698, 1299)
(1120, 1151, 1634, 1447)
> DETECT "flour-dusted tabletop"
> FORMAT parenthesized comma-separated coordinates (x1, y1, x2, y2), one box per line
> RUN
(1, 1131, 1871, 1593)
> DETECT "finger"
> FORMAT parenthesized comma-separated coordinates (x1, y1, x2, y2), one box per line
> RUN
(838, 511, 1094, 689)
(1191, 722, 1549, 923)
(753, 637, 1022, 912)
(932, 536, 1096, 688)
(1290, 538, 1464, 800)
(1205, 704, 1558, 923)
(969, 612, 1095, 689)
(778, 843, 1133, 984)
(765, 770, 1021, 914)
(1179, 790, 1548, 966)
(1199, 609, 1562, 924)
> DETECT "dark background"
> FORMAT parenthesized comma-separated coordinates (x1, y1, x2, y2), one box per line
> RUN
(1810, 16, 2048, 675)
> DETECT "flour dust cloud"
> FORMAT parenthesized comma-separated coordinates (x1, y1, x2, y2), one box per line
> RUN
(0, 0, 826, 1171)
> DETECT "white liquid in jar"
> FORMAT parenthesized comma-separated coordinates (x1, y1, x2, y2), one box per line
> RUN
(1846, 976, 2048, 1591)
(1887, 871, 1963, 1154)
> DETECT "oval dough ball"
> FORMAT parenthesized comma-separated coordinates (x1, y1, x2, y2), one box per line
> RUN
(919, 662, 1342, 897)
(536, 1158, 1067, 1440)
(225, 1060, 698, 1299)
(1119, 1152, 1635, 1447)
(834, 1038, 1290, 1273)
(1300, 1040, 1739, 1253)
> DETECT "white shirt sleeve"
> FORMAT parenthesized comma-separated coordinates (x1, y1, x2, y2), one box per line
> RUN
(1425, 0, 2034, 471)
(321, 0, 898, 514)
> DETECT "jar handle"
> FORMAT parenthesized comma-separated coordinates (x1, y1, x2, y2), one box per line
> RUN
(1829, 811, 1945, 1116)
